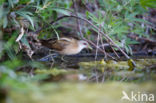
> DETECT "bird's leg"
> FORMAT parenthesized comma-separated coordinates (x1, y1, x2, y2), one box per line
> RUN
(50, 54, 56, 68)
(50, 58, 55, 69)
(37, 53, 58, 62)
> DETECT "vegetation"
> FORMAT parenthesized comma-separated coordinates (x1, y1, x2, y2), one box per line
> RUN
(0, 0, 156, 103)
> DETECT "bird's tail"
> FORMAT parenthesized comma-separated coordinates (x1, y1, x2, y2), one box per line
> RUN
(40, 39, 53, 49)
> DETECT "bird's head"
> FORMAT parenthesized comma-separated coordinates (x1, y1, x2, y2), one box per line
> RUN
(78, 40, 92, 50)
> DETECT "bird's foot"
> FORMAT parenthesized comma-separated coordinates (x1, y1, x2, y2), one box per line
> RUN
(37, 53, 59, 62)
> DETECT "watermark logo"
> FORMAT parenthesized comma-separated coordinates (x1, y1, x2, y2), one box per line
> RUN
(121, 91, 155, 102)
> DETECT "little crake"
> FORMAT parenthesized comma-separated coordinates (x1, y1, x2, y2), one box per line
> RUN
(40, 37, 91, 55)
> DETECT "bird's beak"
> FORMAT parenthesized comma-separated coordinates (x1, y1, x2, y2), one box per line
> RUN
(87, 45, 93, 50)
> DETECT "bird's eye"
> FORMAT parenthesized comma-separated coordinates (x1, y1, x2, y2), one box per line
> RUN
(83, 43, 87, 45)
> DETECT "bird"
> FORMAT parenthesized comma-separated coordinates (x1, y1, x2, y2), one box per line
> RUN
(39, 37, 92, 61)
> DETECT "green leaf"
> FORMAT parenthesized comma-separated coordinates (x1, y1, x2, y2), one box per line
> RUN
(132, 18, 151, 24)
(126, 12, 138, 19)
(3, 16, 8, 28)
(52, 10, 57, 21)
(20, 35, 30, 48)
(85, 11, 89, 19)
(8, 0, 14, 8)
(52, 8, 70, 15)
(0, 0, 5, 5)
(16, 11, 34, 28)
(140, 0, 156, 9)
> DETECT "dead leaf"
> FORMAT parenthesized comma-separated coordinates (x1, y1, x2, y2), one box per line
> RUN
(16, 27, 25, 42)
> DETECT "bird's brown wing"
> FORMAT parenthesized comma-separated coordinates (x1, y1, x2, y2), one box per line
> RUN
(40, 38, 72, 51)
(40, 38, 57, 49)
(51, 39, 71, 51)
